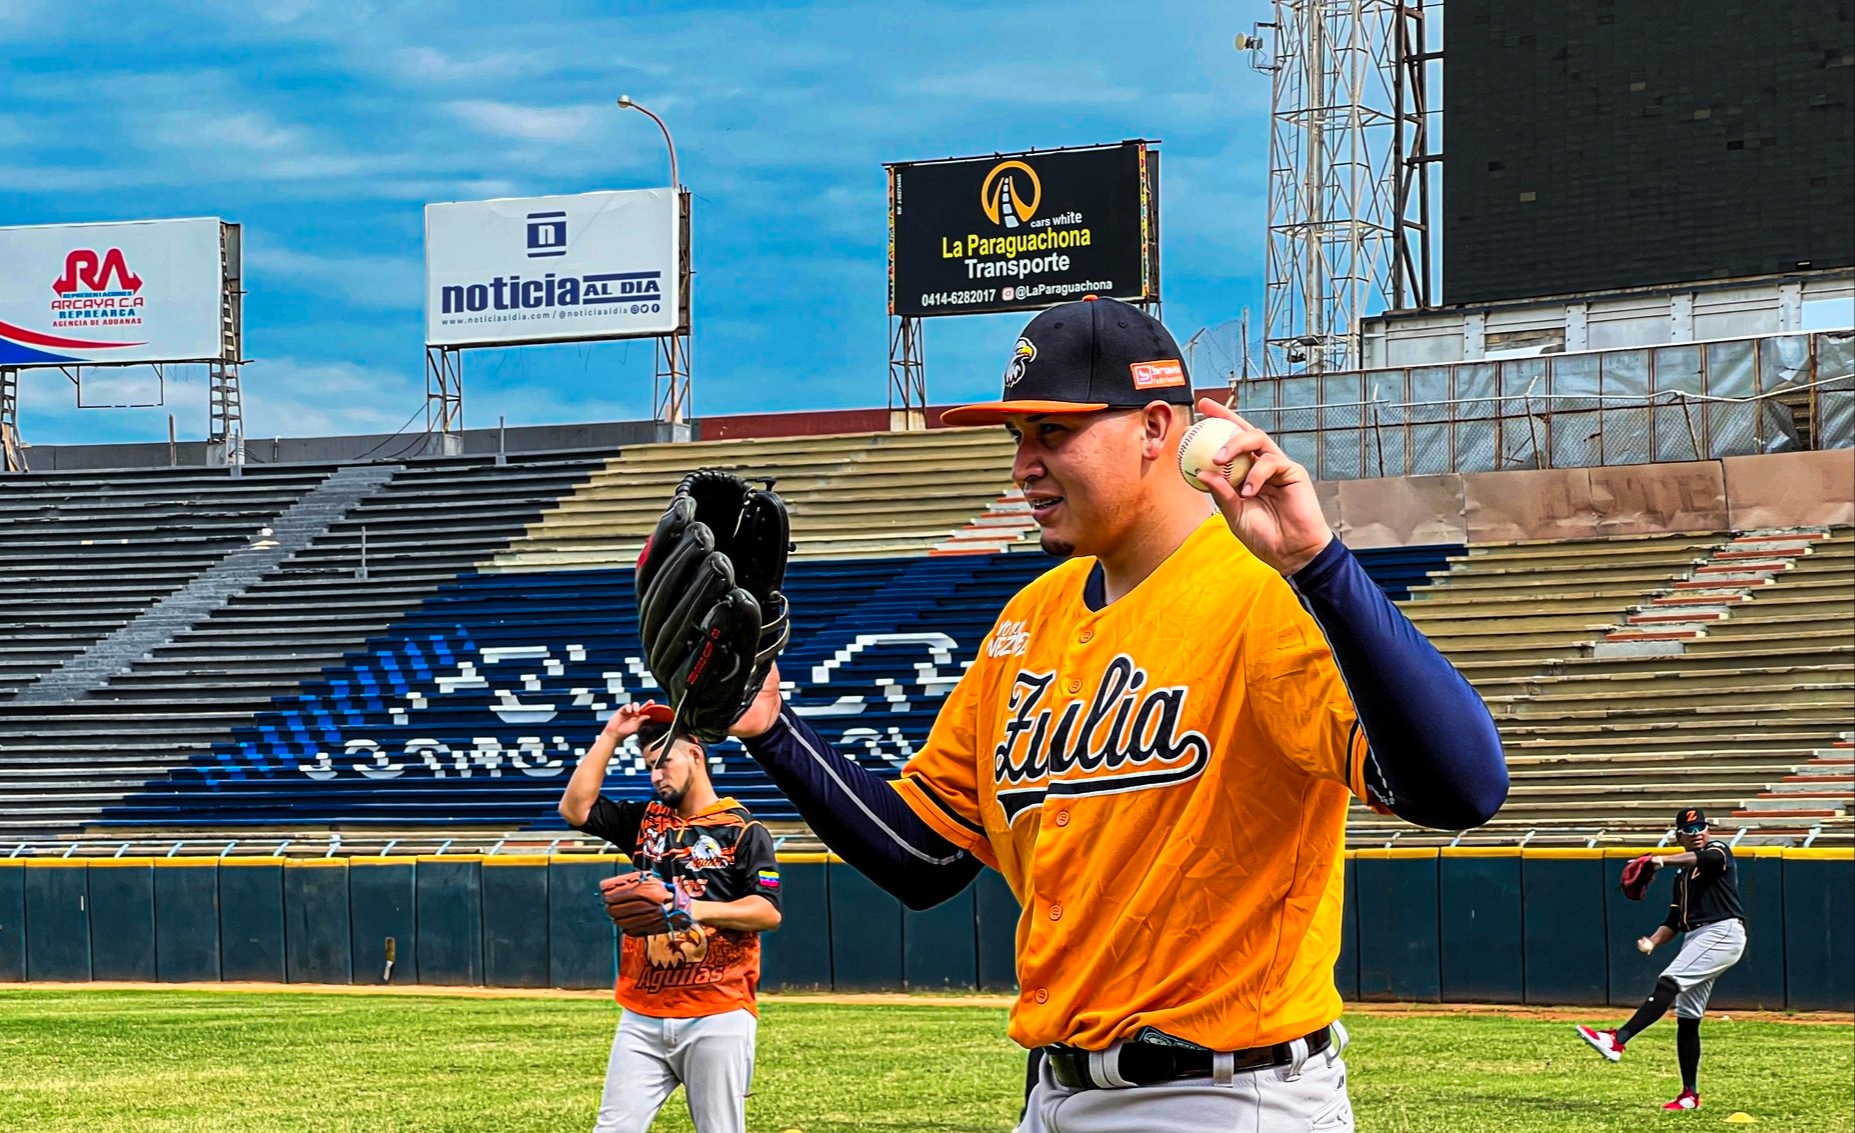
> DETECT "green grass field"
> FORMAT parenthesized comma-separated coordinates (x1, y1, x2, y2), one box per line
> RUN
(0, 991, 1848, 1133)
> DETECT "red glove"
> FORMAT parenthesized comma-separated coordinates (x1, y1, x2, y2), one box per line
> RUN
(1619, 855, 1658, 901)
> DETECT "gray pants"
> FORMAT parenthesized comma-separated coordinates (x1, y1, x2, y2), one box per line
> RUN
(593, 1008, 757, 1133)
(1018, 1023, 1353, 1133)
(1662, 918, 1747, 1019)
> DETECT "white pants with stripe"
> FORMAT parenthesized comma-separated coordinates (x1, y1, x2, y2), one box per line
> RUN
(1661, 918, 1747, 1019)
(1018, 1023, 1353, 1133)
(592, 1008, 756, 1133)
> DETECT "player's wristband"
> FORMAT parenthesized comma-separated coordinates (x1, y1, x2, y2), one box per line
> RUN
(663, 885, 695, 932)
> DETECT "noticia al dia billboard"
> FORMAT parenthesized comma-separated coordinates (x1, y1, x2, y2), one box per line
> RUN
(887, 141, 1158, 319)
(0, 217, 236, 367)
(425, 188, 689, 348)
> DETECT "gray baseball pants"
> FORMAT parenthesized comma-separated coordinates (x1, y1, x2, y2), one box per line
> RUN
(1661, 918, 1747, 1018)
(1018, 1022, 1353, 1133)
(592, 1007, 757, 1133)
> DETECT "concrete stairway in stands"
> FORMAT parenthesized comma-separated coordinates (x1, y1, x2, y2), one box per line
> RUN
(12, 463, 401, 703)
(0, 454, 603, 833)
(0, 464, 334, 698)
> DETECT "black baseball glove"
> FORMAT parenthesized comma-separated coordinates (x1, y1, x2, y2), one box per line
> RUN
(635, 469, 791, 742)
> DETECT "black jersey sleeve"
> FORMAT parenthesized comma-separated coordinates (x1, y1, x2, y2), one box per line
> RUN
(573, 796, 649, 852)
(733, 822, 783, 913)
(1697, 842, 1731, 879)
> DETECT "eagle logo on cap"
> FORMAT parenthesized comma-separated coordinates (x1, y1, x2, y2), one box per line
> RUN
(1004, 337, 1036, 388)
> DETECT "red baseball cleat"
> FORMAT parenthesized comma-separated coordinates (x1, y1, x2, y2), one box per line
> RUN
(1661, 1090, 1700, 1111)
(1574, 1025, 1624, 1062)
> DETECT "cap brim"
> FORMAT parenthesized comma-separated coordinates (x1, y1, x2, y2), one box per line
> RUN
(640, 704, 676, 725)
(940, 400, 1112, 427)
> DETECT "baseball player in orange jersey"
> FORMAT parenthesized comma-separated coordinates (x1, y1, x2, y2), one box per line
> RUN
(728, 297, 1508, 1131)
(560, 701, 783, 1133)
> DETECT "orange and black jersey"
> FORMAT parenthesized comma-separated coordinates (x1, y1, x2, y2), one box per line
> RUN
(574, 795, 781, 1018)
(1663, 841, 1744, 933)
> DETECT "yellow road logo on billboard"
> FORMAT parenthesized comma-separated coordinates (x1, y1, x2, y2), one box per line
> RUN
(981, 161, 1041, 228)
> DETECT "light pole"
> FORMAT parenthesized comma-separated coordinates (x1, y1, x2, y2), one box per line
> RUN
(616, 95, 679, 190)
(616, 95, 690, 429)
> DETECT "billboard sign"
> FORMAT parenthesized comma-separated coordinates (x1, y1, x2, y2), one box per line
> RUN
(0, 217, 236, 367)
(425, 189, 689, 347)
(888, 141, 1158, 318)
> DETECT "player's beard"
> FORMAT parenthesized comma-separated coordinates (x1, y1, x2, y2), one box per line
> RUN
(655, 782, 685, 808)
(1039, 532, 1075, 557)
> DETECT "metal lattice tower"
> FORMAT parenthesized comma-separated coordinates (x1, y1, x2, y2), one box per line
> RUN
(1255, 0, 1433, 376)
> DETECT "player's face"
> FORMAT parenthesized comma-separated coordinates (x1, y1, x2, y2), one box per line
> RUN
(1678, 827, 1708, 852)
(647, 737, 706, 807)
(1005, 408, 1154, 558)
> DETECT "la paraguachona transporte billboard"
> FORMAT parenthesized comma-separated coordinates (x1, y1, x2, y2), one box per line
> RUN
(0, 217, 238, 367)
(887, 141, 1158, 318)
(425, 188, 690, 349)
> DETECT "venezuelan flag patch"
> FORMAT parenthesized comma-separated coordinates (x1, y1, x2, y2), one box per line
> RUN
(757, 869, 780, 889)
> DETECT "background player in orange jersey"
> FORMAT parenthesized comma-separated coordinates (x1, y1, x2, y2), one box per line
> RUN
(560, 701, 783, 1133)
(728, 296, 1508, 1132)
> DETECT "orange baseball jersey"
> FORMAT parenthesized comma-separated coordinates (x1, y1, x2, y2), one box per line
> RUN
(578, 795, 782, 1019)
(892, 515, 1368, 1052)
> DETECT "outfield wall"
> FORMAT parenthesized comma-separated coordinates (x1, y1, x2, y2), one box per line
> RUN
(1, 849, 1848, 1011)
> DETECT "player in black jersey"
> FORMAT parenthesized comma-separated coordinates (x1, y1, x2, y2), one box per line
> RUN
(1575, 807, 1748, 1112)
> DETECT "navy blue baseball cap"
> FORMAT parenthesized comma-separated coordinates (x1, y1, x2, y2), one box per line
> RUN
(1676, 807, 1708, 832)
(941, 296, 1193, 426)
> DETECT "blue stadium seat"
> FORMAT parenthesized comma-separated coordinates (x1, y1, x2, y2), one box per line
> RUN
(100, 547, 1453, 829)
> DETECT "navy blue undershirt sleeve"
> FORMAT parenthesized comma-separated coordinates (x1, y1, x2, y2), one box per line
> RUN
(740, 707, 982, 909)
(1289, 538, 1509, 830)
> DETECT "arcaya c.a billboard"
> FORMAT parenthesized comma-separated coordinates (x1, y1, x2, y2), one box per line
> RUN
(424, 188, 690, 348)
(0, 217, 238, 367)
(887, 141, 1158, 319)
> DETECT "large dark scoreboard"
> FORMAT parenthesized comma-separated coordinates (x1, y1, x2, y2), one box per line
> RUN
(1443, 0, 1853, 305)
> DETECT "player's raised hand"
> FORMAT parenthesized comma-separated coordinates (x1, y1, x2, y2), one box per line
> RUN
(601, 699, 660, 742)
(727, 662, 784, 740)
(1193, 397, 1334, 577)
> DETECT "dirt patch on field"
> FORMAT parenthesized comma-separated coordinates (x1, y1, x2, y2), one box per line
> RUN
(10, 983, 1849, 1026)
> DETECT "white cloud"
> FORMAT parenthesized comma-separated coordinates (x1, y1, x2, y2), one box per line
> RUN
(243, 238, 424, 311)
(156, 108, 307, 154)
(446, 100, 603, 142)
(240, 357, 426, 437)
(389, 45, 540, 83)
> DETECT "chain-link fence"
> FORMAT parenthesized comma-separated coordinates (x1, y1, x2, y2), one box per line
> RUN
(1232, 331, 1855, 481)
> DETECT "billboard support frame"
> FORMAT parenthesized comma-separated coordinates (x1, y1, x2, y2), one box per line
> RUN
(425, 346, 464, 455)
(1, 368, 21, 473)
(887, 316, 925, 430)
(653, 331, 691, 425)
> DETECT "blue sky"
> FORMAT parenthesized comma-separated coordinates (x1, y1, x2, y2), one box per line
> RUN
(5, 0, 1273, 446)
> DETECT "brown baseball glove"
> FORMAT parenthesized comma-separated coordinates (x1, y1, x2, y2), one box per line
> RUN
(600, 872, 695, 936)
(1619, 854, 1658, 901)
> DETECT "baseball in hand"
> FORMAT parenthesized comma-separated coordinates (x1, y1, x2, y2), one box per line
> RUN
(1637, 937, 1655, 955)
(1177, 417, 1255, 493)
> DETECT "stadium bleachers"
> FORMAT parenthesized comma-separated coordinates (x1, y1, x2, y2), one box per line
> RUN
(490, 427, 1023, 568)
(0, 454, 602, 833)
(1349, 528, 1855, 846)
(0, 464, 333, 698)
(2, 433, 1849, 854)
(83, 542, 1462, 835)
